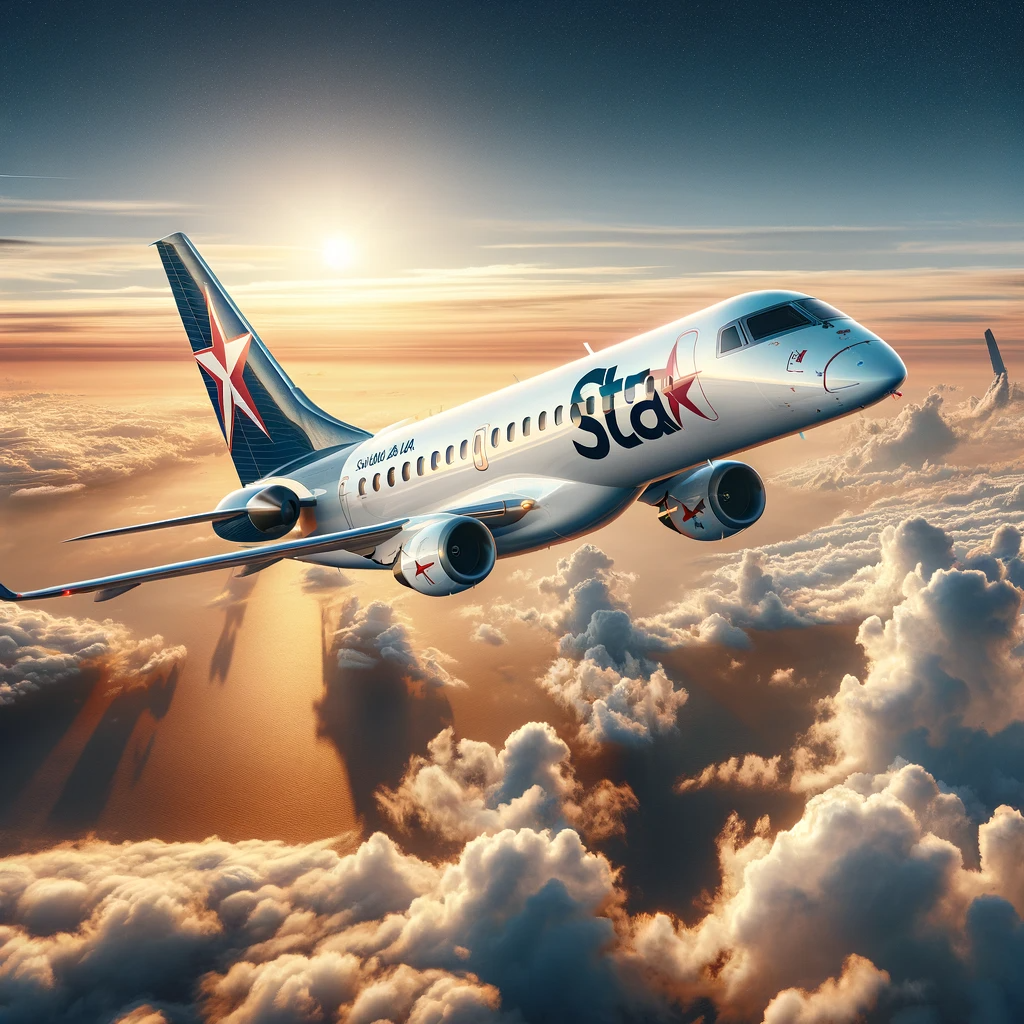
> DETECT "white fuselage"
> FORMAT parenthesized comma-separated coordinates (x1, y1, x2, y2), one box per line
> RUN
(272, 289, 905, 569)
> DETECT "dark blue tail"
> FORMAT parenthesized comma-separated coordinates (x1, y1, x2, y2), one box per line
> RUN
(154, 232, 372, 485)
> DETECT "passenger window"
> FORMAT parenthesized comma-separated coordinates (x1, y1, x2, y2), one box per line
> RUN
(570, 404, 582, 425)
(745, 304, 812, 342)
(372, 473, 381, 491)
(646, 376, 655, 397)
(523, 416, 531, 436)
(554, 405, 563, 425)
(719, 324, 743, 354)
(585, 396, 596, 415)
(416, 456, 424, 476)
(491, 427, 500, 447)
(431, 451, 440, 470)
(402, 462, 411, 481)
(460, 440, 468, 459)
(358, 478, 366, 496)
(538, 410, 547, 430)
(507, 422, 515, 442)
(387, 467, 395, 487)
(446, 445, 454, 464)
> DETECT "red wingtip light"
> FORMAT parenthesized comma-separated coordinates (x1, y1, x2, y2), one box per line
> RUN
(892, 391, 903, 399)
(62, 589, 72, 596)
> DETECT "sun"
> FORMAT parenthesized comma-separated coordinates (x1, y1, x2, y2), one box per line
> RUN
(322, 236, 356, 271)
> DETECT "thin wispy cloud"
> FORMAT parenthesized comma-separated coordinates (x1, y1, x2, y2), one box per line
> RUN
(0, 196, 194, 215)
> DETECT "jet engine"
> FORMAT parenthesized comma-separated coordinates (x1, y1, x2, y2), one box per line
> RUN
(214, 484, 310, 542)
(394, 515, 497, 595)
(652, 461, 765, 541)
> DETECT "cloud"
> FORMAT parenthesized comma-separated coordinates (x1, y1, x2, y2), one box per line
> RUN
(377, 722, 637, 843)
(632, 763, 1024, 1021)
(0, 827, 630, 1024)
(470, 622, 507, 646)
(0, 197, 191, 215)
(0, 603, 185, 707)
(330, 597, 463, 688)
(761, 954, 893, 1024)
(778, 391, 960, 491)
(300, 565, 353, 595)
(0, 391, 220, 499)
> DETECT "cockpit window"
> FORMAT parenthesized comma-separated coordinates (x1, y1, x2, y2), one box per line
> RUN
(745, 304, 812, 342)
(719, 324, 743, 354)
(798, 297, 850, 322)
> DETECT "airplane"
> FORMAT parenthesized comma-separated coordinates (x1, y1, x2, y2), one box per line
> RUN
(0, 233, 906, 603)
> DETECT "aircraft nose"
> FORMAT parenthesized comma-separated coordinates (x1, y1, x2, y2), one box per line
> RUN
(824, 339, 906, 399)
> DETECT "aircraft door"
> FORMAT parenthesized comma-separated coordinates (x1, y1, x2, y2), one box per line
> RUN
(337, 475, 354, 527)
(473, 427, 489, 471)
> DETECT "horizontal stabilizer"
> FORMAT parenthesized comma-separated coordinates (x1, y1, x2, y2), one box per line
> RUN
(67, 508, 250, 542)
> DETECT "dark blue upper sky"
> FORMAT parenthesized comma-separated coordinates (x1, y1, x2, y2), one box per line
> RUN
(1, 0, 1021, 271)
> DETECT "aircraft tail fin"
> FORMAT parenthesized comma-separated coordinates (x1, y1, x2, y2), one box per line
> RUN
(985, 329, 1007, 378)
(154, 233, 372, 485)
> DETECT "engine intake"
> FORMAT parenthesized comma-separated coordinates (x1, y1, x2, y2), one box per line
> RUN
(394, 515, 497, 595)
(654, 461, 765, 541)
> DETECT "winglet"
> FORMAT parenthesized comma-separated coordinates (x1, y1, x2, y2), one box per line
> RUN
(985, 329, 1007, 377)
(0, 582, 21, 602)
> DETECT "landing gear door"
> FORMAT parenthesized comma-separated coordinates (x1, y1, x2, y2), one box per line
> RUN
(473, 427, 489, 471)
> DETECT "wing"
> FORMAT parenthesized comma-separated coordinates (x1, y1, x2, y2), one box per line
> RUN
(0, 498, 525, 603)
(0, 520, 408, 603)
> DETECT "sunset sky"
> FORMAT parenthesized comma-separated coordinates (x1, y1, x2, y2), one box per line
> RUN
(2, 3, 1024, 1023)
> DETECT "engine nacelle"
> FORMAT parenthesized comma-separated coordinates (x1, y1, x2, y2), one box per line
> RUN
(394, 515, 497, 596)
(653, 461, 765, 541)
(214, 483, 309, 542)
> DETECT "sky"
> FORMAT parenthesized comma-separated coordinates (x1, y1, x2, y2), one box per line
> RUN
(1, 2, 1024, 1023)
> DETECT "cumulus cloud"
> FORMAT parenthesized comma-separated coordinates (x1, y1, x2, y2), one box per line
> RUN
(504, 545, 689, 747)
(377, 722, 637, 842)
(330, 596, 463, 688)
(0, 391, 220, 498)
(779, 390, 960, 491)
(632, 763, 1024, 1022)
(0, 827, 629, 1024)
(470, 622, 507, 646)
(0, 603, 185, 707)
(761, 954, 892, 1024)
(300, 565, 353, 595)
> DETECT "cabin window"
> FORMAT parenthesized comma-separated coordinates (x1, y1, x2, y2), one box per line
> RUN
(460, 439, 468, 459)
(372, 473, 381, 491)
(507, 422, 515, 442)
(719, 324, 743, 354)
(554, 405, 563, 426)
(402, 462, 411, 481)
(431, 451, 440, 470)
(491, 427, 500, 447)
(585, 396, 596, 415)
(417, 456, 425, 476)
(570, 404, 581, 425)
(745, 304, 812, 342)
(358, 478, 366, 496)
(522, 416, 531, 436)
(646, 375, 655, 396)
(538, 410, 547, 430)
(387, 467, 396, 487)
(446, 445, 455, 464)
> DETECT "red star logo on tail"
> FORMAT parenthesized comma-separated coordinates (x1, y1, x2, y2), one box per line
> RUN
(194, 287, 270, 447)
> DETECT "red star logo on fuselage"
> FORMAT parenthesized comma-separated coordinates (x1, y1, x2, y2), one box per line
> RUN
(663, 336, 718, 425)
(194, 287, 270, 448)
(415, 560, 435, 585)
